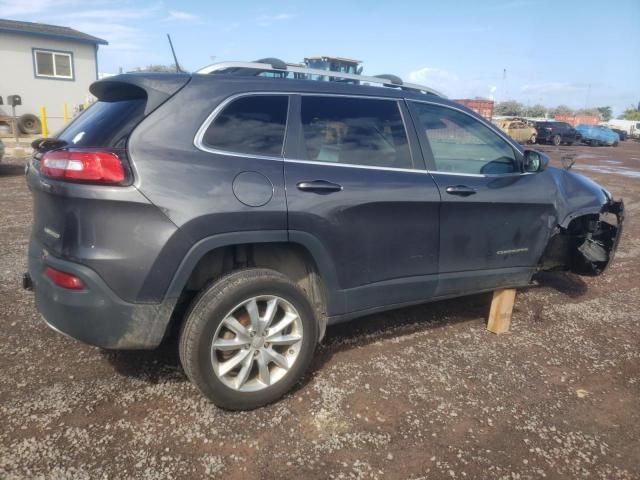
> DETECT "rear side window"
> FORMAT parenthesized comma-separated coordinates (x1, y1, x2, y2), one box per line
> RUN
(203, 95, 288, 156)
(298, 96, 412, 169)
(57, 99, 146, 148)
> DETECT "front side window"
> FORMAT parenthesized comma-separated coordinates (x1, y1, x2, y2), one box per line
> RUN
(411, 102, 517, 175)
(299, 96, 412, 169)
(34, 50, 73, 79)
(202, 95, 288, 156)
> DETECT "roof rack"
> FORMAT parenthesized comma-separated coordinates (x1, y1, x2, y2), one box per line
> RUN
(196, 60, 446, 98)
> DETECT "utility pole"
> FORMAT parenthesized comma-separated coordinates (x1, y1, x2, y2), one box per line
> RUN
(585, 84, 591, 109)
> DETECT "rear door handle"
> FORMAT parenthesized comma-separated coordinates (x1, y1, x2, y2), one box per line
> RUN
(445, 185, 476, 197)
(296, 180, 343, 193)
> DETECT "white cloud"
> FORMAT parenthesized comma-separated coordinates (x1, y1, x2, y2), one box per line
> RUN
(408, 67, 459, 89)
(521, 82, 589, 95)
(407, 66, 499, 100)
(56, 6, 158, 21)
(0, 0, 78, 17)
(164, 10, 198, 22)
(256, 13, 294, 26)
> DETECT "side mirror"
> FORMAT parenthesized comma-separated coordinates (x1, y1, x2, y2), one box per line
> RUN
(523, 149, 549, 173)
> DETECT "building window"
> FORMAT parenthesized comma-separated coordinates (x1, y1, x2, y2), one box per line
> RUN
(33, 49, 74, 79)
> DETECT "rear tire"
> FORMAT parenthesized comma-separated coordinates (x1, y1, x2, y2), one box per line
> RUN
(552, 134, 561, 146)
(529, 134, 537, 144)
(179, 268, 318, 410)
(613, 141, 619, 147)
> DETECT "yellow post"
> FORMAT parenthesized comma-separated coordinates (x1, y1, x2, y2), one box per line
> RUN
(39, 106, 48, 138)
(63, 103, 69, 124)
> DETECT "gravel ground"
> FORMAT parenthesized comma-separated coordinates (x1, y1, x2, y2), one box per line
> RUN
(1, 142, 639, 479)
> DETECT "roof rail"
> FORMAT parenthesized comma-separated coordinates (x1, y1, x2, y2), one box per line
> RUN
(195, 61, 446, 98)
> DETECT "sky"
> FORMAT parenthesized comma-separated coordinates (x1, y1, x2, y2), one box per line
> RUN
(2, 0, 639, 115)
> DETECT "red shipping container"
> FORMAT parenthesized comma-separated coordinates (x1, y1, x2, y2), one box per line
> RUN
(554, 115, 599, 127)
(455, 99, 494, 121)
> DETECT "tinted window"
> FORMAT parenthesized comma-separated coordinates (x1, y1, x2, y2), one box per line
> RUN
(412, 103, 516, 175)
(299, 96, 412, 169)
(203, 95, 288, 156)
(56, 99, 146, 148)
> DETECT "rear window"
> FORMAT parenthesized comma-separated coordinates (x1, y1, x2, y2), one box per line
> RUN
(56, 99, 146, 148)
(202, 95, 288, 157)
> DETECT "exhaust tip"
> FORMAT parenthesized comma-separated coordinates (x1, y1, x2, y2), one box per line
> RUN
(22, 272, 33, 291)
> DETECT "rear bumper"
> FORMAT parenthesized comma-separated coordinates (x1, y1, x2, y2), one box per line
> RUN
(27, 240, 175, 349)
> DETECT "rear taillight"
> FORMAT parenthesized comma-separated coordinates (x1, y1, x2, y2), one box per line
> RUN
(41, 149, 125, 184)
(45, 266, 84, 290)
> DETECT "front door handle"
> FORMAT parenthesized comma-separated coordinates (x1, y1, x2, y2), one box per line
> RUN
(297, 180, 343, 193)
(445, 185, 476, 197)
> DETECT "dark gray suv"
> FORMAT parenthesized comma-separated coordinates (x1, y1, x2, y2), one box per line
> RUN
(25, 60, 624, 409)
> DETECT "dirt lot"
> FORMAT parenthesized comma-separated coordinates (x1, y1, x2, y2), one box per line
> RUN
(1, 142, 639, 479)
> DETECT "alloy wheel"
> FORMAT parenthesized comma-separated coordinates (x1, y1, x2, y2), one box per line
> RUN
(210, 295, 304, 392)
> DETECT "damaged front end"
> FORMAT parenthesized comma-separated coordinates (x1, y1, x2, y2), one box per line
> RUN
(539, 198, 624, 276)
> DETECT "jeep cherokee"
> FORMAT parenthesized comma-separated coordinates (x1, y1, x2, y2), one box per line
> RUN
(25, 59, 624, 410)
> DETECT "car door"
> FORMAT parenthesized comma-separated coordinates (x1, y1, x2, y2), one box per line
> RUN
(558, 122, 570, 142)
(407, 101, 557, 295)
(284, 94, 441, 315)
(509, 122, 527, 142)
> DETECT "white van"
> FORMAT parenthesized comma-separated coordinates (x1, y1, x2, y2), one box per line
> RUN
(599, 119, 640, 139)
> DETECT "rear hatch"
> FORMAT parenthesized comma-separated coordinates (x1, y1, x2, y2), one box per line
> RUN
(27, 73, 190, 258)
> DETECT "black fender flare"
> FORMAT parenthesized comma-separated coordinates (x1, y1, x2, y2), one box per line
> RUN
(163, 230, 344, 316)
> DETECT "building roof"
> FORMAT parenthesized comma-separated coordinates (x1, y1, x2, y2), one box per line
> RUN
(0, 18, 108, 45)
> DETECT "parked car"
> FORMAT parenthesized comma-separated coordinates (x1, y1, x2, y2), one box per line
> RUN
(576, 124, 620, 146)
(599, 119, 640, 139)
(0, 138, 4, 162)
(497, 120, 537, 144)
(24, 60, 624, 410)
(533, 121, 579, 145)
(610, 128, 627, 141)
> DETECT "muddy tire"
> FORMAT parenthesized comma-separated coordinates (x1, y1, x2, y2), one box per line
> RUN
(179, 268, 318, 410)
(552, 134, 561, 146)
(17, 114, 41, 135)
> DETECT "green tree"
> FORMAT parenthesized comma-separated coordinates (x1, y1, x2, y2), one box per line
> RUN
(525, 104, 546, 117)
(494, 101, 524, 116)
(576, 108, 599, 117)
(549, 105, 574, 116)
(596, 106, 612, 121)
(619, 109, 640, 120)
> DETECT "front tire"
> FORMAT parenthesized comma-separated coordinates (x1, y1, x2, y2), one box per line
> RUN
(179, 269, 318, 410)
(552, 134, 561, 146)
(529, 134, 537, 144)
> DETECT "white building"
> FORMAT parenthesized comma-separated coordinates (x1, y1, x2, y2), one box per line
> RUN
(0, 18, 107, 134)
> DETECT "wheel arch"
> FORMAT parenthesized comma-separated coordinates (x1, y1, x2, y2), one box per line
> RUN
(163, 231, 344, 339)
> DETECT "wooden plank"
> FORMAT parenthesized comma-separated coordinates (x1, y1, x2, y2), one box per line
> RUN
(486, 288, 516, 334)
